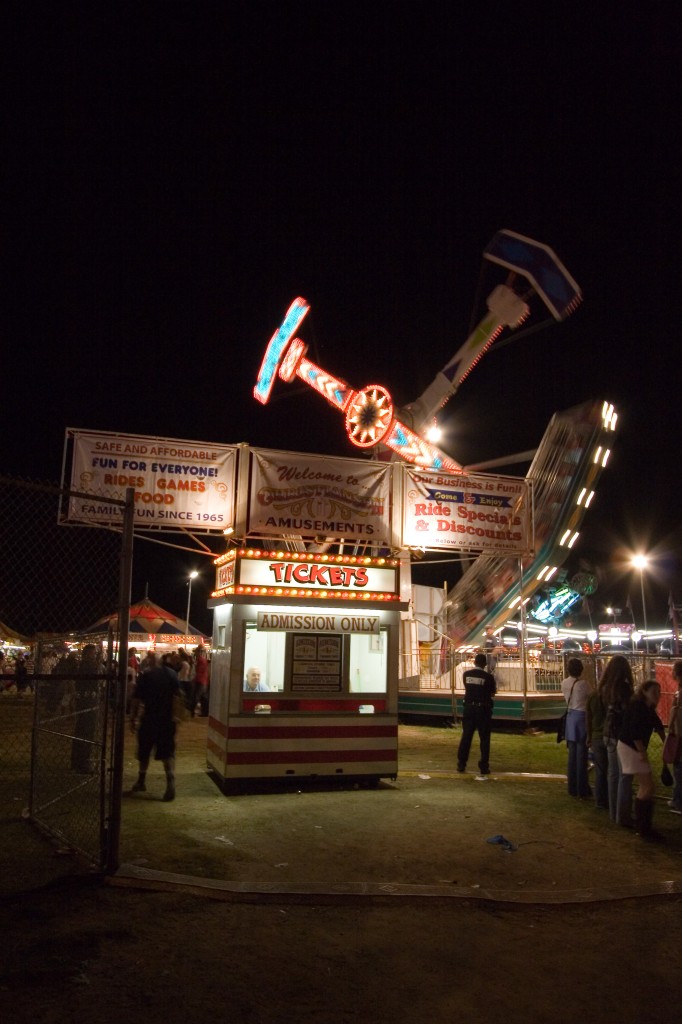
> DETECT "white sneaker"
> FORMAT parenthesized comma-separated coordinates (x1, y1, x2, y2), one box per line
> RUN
(475, 774, 490, 781)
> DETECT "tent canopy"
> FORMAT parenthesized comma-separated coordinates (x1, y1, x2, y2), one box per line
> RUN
(83, 597, 208, 640)
(0, 619, 30, 644)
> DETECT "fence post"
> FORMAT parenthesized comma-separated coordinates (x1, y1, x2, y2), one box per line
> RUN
(106, 487, 135, 874)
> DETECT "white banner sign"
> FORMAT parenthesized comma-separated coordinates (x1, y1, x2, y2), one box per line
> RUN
(248, 449, 391, 542)
(402, 468, 530, 554)
(67, 430, 238, 530)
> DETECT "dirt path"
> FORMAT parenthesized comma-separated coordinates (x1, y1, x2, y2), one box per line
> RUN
(3, 721, 682, 1023)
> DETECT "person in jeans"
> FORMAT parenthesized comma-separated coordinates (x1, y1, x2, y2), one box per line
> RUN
(561, 658, 592, 799)
(600, 655, 635, 826)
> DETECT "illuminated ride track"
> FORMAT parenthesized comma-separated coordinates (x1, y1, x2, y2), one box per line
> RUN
(253, 232, 610, 723)
(398, 399, 618, 721)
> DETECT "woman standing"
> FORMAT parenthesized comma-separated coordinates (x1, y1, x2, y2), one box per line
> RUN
(600, 654, 635, 826)
(665, 660, 682, 815)
(617, 679, 666, 840)
(561, 657, 592, 799)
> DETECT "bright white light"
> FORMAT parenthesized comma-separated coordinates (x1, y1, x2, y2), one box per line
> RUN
(593, 446, 602, 464)
(567, 531, 579, 548)
(425, 423, 442, 443)
(560, 529, 571, 546)
(545, 566, 558, 581)
(602, 402, 618, 430)
(601, 449, 610, 467)
(189, 570, 198, 580)
(632, 554, 649, 570)
(577, 488, 587, 505)
(584, 490, 595, 508)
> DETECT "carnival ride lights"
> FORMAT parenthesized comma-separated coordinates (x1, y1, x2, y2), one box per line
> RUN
(253, 231, 583, 476)
(214, 547, 399, 568)
(255, 294, 463, 474)
(530, 584, 583, 624)
(443, 397, 620, 648)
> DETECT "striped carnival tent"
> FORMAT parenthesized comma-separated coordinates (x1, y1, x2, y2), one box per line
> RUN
(82, 597, 208, 642)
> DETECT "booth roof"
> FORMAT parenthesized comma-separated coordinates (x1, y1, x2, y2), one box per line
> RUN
(83, 597, 208, 640)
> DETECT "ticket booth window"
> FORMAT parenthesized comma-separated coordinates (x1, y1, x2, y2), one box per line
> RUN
(348, 629, 387, 693)
(243, 624, 286, 691)
(243, 623, 388, 695)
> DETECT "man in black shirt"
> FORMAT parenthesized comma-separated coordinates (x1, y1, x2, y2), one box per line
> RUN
(457, 653, 496, 777)
(129, 653, 181, 802)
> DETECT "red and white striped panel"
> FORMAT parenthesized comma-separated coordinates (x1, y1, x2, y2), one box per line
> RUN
(208, 714, 397, 780)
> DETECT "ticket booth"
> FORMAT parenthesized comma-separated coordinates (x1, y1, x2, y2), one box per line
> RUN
(206, 547, 406, 790)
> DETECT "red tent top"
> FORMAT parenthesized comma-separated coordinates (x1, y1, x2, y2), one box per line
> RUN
(84, 597, 208, 640)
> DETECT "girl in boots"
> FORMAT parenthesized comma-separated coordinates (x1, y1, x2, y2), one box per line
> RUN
(617, 680, 666, 841)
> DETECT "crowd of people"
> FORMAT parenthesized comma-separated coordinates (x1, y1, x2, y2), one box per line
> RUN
(0, 649, 32, 693)
(454, 647, 681, 843)
(127, 644, 210, 718)
(560, 654, 682, 841)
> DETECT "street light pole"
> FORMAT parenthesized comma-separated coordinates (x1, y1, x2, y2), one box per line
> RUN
(631, 555, 650, 646)
(639, 569, 649, 638)
(186, 570, 198, 637)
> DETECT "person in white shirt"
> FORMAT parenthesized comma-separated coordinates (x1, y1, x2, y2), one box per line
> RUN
(561, 657, 592, 799)
(244, 666, 268, 693)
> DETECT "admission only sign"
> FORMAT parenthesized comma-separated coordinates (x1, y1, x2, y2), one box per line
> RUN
(401, 468, 531, 554)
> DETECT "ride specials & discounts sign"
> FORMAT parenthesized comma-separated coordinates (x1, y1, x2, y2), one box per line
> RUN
(401, 467, 531, 555)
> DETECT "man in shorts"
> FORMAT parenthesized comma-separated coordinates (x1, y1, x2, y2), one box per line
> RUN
(129, 652, 182, 801)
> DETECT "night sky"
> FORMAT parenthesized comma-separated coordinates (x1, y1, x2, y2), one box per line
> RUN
(4, 3, 679, 630)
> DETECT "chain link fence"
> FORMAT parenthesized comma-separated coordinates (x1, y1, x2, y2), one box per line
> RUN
(0, 476, 130, 896)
